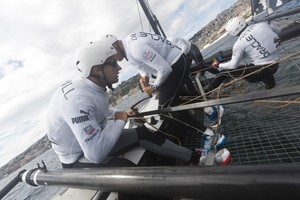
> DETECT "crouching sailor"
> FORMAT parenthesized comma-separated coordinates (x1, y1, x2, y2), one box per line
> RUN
(210, 16, 281, 90)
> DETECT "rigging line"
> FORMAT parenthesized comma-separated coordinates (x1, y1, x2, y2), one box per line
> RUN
(132, 85, 300, 117)
(212, 78, 300, 109)
(229, 101, 300, 118)
(211, 77, 300, 109)
(253, 97, 300, 109)
(219, 50, 298, 74)
(227, 61, 248, 79)
(136, 0, 144, 31)
(145, 0, 153, 17)
(190, 64, 268, 99)
(189, 66, 214, 75)
(214, 82, 224, 133)
(161, 113, 203, 134)
(141, 117, 182, 146)
(255, 99, 300, 104)
(145, 0, 153, 32)
(182, 50, 300, 105)
(253, 101, 297, 109)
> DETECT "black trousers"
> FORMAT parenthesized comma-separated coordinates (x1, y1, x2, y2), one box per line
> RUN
(158, 54, 194, 108)
(60, 129, 188, 200)
(158, 54, 207, 133)
(61, 126, 165, 169)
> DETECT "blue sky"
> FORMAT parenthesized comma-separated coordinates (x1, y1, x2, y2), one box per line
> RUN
(0, 0, 237, 167)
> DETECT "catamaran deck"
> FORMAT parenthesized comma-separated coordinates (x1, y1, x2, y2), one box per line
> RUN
(184, 96, 300, 166)
(184, 34, 300, 166)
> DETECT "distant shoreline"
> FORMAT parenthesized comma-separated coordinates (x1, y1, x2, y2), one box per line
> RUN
(0, 136, 51, 180)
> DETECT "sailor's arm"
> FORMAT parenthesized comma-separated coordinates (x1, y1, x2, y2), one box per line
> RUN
(64, 101, 126, 164)
(218, 43, 244, 70)
(108, 107, 118, 118)
(137, 44, 172, 89)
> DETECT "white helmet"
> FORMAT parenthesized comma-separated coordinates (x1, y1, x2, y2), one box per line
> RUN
(102, 34, 118, 45)
(226, 17, 247, 36)
(75, 41, 117, 78)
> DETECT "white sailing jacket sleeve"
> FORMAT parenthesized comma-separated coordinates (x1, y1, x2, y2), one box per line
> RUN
(123, 32, 182, 88)
(168, 37, 192, 55)
(132, 44, 173, 88)
(108, 107, 118, 118)
(46, 78, 125, 164)
(218, 41, 245, 70)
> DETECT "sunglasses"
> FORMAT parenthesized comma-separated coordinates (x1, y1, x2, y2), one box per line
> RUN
(103, 59, 118, 68)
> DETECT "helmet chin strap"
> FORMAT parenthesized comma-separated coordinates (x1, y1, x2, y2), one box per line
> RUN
(89, 69, 114, 91)
(116, 41, 128, 61)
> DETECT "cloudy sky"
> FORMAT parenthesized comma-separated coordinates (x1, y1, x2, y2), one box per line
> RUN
(0, 0, 237, 167)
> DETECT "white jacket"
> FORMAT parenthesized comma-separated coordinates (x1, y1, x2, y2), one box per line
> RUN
(123, 32, 182, 88)
(219, 22, 281, 70)
(168, 37, 192, 55)
(46, 77, 125, 164)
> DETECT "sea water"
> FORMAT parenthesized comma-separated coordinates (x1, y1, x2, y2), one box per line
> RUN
(1, 23, 300, 200)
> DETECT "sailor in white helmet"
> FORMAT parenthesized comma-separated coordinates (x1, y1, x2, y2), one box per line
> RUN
(211, 16, 281, 89)
(46, 40, 207, 170)
(101, 33, 223, 142)
(102, 32, 196, 103)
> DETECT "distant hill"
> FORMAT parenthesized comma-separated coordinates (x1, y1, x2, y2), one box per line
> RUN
(190, 0, 252, 49)
(108, 73, 140, 105)
(0, 136, 51, 179)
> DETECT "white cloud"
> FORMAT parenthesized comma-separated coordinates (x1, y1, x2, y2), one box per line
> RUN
(0, 0, 237, 167)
